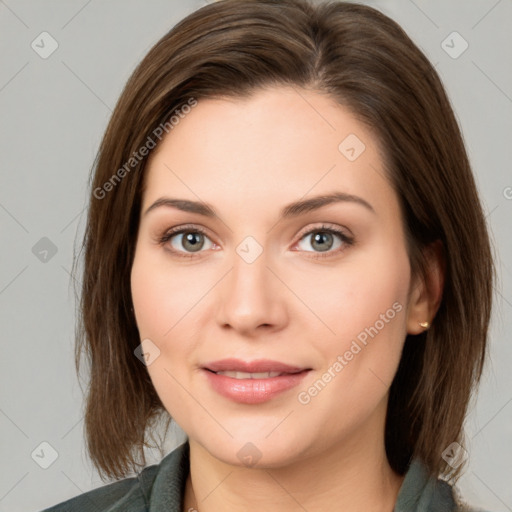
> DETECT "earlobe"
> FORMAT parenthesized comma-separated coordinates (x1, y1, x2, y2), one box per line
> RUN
(406, 240, 445, 335)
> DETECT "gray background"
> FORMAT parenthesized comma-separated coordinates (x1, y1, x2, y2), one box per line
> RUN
(0, 0, 511, 511)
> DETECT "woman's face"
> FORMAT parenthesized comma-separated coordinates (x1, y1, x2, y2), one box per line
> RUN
(131, 86, 426, 468)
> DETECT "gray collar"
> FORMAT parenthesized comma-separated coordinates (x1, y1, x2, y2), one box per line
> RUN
(145, 442, 457, 511)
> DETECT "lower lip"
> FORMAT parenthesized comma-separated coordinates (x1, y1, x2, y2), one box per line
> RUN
(202, 369, 311, 404)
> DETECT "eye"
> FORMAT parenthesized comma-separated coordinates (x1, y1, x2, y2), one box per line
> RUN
(294, 224, 354, 258)
(158, 223, 354, 259)
(158, 224, 215, 258)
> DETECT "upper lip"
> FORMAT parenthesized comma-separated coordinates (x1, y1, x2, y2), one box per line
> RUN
(202, 358, 310, 374)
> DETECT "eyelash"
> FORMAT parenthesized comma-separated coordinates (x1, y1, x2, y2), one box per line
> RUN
(157, 223, 354, 260)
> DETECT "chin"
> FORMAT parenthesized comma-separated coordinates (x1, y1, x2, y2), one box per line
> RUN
(191, 427, 313, 469)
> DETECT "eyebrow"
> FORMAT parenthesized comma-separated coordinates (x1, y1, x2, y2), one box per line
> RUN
(143, 192, 376, 219)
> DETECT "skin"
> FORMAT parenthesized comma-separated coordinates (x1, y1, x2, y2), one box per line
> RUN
(130, 85, 443, 512)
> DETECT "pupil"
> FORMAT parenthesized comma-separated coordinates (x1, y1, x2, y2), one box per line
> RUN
(184, 232, 203, 251)
(313, 232, 332, 252)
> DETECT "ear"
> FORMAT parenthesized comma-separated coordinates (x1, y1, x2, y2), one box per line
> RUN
(406, 240, 445, 335)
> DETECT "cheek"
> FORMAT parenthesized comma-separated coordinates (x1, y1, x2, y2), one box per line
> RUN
(291, 249, 410, 435)
(130, 246, 204, 341)
(130, 248, 200, 421)
(308, 245, 410, 375)
(131, 257, 169, 340)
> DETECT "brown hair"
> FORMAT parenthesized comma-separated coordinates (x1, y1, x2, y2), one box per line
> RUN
(73, 0, 494, 483)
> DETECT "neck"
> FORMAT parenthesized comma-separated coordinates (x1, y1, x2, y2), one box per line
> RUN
(183, 403, 405, 511)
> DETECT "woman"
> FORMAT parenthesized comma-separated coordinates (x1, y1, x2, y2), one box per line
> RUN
(42, 0, 494, 510)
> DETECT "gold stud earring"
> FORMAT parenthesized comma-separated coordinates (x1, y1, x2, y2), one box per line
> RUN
(419, 321, 430, 329)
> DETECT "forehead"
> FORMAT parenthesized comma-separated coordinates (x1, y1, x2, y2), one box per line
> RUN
(142, 86, 397, 220)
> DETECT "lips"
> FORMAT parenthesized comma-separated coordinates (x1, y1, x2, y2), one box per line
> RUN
(201, 358, 312, 404)
(203, 358, 308, 375)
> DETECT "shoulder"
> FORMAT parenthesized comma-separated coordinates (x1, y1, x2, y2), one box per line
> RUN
(39, 464, 158, 512)
(395, 458, 494, 512)
(39, 442, 189, 512)
(455, 505, 493, 512)
(452, 490, 494, 512)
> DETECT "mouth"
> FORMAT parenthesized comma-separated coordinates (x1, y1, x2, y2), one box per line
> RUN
(201, 358, 312, 404)
(205, 369, 299, 379)
(202, 358, 310, 375)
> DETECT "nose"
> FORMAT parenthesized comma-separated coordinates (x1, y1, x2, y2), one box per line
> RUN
(216, 246, 288, 336)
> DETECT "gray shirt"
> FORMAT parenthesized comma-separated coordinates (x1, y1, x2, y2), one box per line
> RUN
(40, 441, 486, 511)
